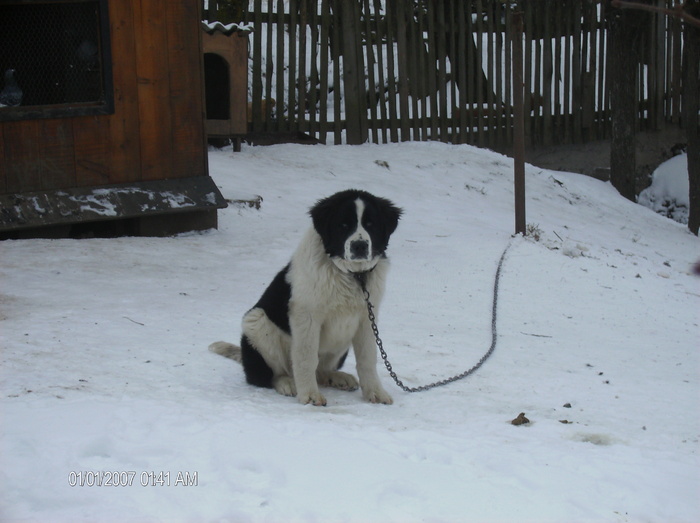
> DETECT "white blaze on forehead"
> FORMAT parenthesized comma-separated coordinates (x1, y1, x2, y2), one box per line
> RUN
(354, 198, 365, 233)
(343, 197, 372, 260)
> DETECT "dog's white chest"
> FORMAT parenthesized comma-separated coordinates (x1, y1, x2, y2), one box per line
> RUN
(319, 309, 363, 351)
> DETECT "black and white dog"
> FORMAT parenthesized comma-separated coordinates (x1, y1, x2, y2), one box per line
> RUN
(210, 190, 401, 406)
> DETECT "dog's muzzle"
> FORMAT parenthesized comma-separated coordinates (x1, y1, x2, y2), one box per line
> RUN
(349, 239, 370, 260)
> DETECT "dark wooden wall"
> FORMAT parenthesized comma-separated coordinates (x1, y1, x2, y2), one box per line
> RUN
(0, 0, 207, 195)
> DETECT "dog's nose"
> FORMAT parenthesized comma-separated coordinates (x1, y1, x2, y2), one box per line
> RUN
(350, 240, 369, 259)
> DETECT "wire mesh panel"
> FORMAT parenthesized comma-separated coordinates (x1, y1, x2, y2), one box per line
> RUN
(0, 0, 112, 120)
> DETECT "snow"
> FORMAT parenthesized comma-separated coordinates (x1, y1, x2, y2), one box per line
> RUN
(638, 153, 690, 225)
(1, 142, 699, 523)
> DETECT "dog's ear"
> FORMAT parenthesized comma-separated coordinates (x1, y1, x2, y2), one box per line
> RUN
(309, 193, 338, 235)
(379, 198, 402, 237)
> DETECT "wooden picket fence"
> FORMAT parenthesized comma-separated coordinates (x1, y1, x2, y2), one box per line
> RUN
(210, 0, 685, 147)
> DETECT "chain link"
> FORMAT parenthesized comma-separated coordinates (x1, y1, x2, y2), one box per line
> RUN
(355, 240, 513, 393)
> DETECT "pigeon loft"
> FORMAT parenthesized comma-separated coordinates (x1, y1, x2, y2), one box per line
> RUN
(0, 0, 227, 239)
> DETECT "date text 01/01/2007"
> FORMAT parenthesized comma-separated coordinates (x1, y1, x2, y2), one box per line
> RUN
(68, 470, 199, 487)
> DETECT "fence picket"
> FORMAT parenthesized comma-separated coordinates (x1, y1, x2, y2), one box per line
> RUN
(222, 0, 683, 147)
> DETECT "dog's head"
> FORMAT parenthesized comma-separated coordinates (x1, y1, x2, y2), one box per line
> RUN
(310, 190, 402, 273)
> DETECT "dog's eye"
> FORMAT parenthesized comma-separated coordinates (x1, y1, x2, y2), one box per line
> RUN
(364, 220, 373, 229)
(340, 222, 350, 230)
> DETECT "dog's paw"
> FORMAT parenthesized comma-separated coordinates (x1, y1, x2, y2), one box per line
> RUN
(273, 376, 297, 397)
(298, 390, 327, 407)
(363, 387, 393, 405)
(320, 371, 359, 391)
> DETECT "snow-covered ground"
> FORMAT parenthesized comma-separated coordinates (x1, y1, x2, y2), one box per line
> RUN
(1, 142, 699, 522)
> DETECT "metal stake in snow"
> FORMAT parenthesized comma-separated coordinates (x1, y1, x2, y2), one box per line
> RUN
(512, 10, 526, 236)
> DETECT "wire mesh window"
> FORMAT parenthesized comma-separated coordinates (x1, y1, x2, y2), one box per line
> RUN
(0, 0, 113, 121)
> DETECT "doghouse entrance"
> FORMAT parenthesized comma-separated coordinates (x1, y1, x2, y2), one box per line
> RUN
(204, 53, 230, 121)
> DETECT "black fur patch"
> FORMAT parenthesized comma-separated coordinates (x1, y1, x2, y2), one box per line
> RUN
(252, 264, 292, 334)
(240, 335, 274, 388)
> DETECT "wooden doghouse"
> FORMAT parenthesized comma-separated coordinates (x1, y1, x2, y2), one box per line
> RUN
(201, 21, 250, 152)
(0, 0, 226, 239)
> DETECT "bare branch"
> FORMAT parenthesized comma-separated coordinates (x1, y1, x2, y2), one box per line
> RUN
(611, 0, 700, 28)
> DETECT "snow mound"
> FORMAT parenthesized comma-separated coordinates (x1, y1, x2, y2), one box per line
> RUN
(638, 153, 689, 224)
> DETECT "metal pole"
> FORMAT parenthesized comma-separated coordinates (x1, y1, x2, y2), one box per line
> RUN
(512, 10, 526, 235)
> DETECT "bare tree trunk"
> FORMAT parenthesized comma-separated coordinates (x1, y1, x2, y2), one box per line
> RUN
(608, 2, 645, 202)
(685, 7, 700, 235)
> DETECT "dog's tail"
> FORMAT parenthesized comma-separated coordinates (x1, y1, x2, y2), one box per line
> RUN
(208, 341, 242, 363)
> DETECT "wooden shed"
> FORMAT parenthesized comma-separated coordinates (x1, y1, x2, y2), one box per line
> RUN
(0, 0, 226, 238)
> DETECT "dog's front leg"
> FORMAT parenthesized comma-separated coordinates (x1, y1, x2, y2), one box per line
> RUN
(289, 312, 326, 406)
(353, 318, 393, 405)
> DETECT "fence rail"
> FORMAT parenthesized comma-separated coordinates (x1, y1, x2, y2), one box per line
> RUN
(206, 0, 686, 147)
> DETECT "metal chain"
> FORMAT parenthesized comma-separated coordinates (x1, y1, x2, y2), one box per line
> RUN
(355, 240, 513, 393)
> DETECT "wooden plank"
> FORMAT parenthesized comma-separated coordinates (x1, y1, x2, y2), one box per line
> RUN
(552, 0, 562, 142)
(0, 176, 226, 233)
(474, 0, 484, 146)
(572, 0, 582, 143)
(297, 0, 308, 133)
(372, 0, 388, 143)
(596, 1, 607, 139)
(436, 1, 448, 142)
(108, 0, 141, 183)
(426, 3, 438, 141)
(308, 1, 319, 138)
(0, 126, 5, 193)
(331, 1, 343, 143)
(264, 0, 275, 131)
(504, 5, 513, 146)
(340, 0, 365, 144)
(535, 5, 544, 142)
(384, 3, 399, 142)
(485, 0, 496, 145)
(448, 0, 458, 143)
(287, 0, 297, 134)
(542, 0, 554, 146)
(40, 119, 76, 190)
(73, 114, 112, 187)
(231, 33, 250, 134)
(417, 4, 429, 142)
(275, 0, 285, 132)
(0, 119, 75, 192)
(465, 1, 476, 143)
(3, 120, 42, 193)
(319, 0, 331, 142)
(670, 12, 681, 122)
(653, 4, 665, 129)
(134, 0, 174, 181)
(581, 1, 596, 137)
(251, 1, 263, 132)
(413, 4, 427, 142)
(493, 1, 505, 147)
(563, 4, 572, 143)
(523, 2, 533, 145)
(395, 1, 411, 142)
(363, 0, 380, 144)
(351, 0, 369, 143)
(166, 0, 207, 178)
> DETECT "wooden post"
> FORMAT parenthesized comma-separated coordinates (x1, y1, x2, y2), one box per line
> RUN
(685, 13, 700, 235)
(512, 10, 526, 236)
(340, 0, 366, 144)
